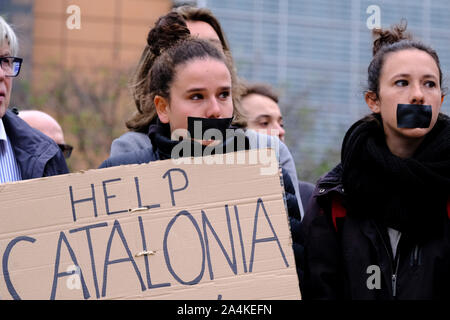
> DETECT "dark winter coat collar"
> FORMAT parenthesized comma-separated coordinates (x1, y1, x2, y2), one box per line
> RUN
(339, 113, 450, 241)
(2, 109, 68, 179)
(316, 164, 344, 195)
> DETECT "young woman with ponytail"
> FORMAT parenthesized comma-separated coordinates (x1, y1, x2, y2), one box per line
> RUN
(107, 7, 305, 219)
(301, 21, 450, 300)
(100, 12, 242, 164)
(99, 11, 303, 291)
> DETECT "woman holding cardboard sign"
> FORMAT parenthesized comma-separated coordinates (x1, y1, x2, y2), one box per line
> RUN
(301, 22, 450, 299)
(108, 6, 304, 221)
(99, 12, 303, 292)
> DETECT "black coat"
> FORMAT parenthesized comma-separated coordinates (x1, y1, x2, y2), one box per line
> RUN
(301, 164, 450, 300)
(2, 109, 69, 179)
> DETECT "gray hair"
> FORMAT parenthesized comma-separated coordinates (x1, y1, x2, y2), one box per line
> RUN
(0, 16, 18, 56)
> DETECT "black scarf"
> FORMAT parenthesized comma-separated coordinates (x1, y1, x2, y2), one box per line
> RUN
(148, 119, 250, 160)
(341, 113, 450, 241)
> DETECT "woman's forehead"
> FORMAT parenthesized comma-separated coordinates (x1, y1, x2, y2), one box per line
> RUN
(382, 49, 440, 78)
(171, 58, 231, 90)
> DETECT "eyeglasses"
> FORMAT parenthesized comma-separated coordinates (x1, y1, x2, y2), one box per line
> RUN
(0, 57, 23, 77)
(58, 144, 73, 159)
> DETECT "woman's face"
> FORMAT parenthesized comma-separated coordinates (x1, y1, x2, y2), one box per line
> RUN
(155, 57, 233, 136)
(367, 49, 443, 142)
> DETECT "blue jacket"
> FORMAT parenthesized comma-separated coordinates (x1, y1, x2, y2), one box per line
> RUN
(2, 109, 69, 179)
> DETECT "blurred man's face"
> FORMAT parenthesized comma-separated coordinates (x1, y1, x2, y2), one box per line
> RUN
(0, 42, 13, 118)
(241, 93, 285, 141)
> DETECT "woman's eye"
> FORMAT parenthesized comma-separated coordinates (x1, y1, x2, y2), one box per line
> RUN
(425, 81, 436, 88)
(219, 91, 230, 99)
(190, 93, 203, 100)
(395, 80, 408, 87)
(259, 121, 269, 127)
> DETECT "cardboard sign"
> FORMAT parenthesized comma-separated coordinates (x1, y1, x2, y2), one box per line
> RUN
(0, 149, 301, 300)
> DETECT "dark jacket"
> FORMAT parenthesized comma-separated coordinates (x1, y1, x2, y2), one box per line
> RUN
(100, 122, 303, 290)
(301, 163, 450, 300)
(2, 109, 69, 179)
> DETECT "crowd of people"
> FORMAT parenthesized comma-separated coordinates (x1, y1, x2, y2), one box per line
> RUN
(1, 5, 449, 300)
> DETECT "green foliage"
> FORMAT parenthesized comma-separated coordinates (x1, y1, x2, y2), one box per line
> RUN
(12, 66, 134, 172)
(279, 87, 341, 184)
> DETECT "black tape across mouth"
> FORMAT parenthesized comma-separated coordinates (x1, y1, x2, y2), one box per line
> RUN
(396, 104, 432, 128)
(187, 117, 233, 140)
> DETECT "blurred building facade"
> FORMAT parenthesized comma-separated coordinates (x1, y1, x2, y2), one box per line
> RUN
(1, 0, 171, 86)
(199, 0, 450, 180)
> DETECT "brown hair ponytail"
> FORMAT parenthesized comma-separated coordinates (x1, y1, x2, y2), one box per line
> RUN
(126, 12, 190, 132)
(366, 20, 445, 98)
(371, 21, 412, 56)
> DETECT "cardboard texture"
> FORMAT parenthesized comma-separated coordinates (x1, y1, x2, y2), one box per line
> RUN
(0, 149, 301, 300)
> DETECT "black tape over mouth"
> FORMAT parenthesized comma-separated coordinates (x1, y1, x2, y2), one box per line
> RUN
(187, 117, 233, 140)
(396, 104, 432, 128)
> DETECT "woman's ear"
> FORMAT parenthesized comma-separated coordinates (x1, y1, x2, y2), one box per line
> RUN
(365, 91, 381, 113)
(154, 95, 170, 123)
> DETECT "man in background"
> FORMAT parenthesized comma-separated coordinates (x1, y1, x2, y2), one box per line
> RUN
(19, 110, 73, 159)
(241, 83, 286, 142)
(241, 82, 314, 209)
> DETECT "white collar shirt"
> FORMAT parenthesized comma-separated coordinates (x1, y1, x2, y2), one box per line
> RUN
(0, 117, 22, 183)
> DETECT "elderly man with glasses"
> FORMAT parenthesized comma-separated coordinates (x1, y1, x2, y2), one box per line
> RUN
(0, 16, 68, 183)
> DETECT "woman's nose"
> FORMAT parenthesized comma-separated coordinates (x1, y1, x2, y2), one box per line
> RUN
(410, 83, 425, 104)
(205, 98, 222, 118)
